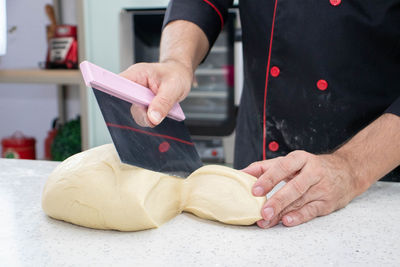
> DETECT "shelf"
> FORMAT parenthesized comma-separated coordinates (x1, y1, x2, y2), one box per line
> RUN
(187, 91, 228, 98)
(195, 68, 228, 76)
(0, 69, 83, 85)
(210, 46, 228, 53)
(185, 112, 227, 120)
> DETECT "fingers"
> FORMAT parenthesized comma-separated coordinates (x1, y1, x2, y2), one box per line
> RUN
(252, 151, 309, 197)
(257, 202, 324, 229)
(242, 159, 279, 197)
(280, 186, 322, 215)
(257, 195, 308, 229)
(252, 152, 352, 229)
(282, 201, 323, 227)
(147, 83, 182, 125)
(257, 216, 280, 229)
(120, 63, 169, 126)
(261, 169, 320, 223)
(121, 64, 161, 126)
(241, 158, 279, 178)
(120, 64, 149, 87)
(130, 104, 153, 128)
(280, 194, 309, 216)
(120, 62, 191, 126)
(257, 186, 324, 229)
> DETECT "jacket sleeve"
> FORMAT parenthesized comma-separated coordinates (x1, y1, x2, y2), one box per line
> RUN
(163, 0, 233, 49)
(385, 96, 400, 117)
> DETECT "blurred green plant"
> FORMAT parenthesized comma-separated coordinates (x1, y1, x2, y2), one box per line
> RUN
(51, 117, 81, 161)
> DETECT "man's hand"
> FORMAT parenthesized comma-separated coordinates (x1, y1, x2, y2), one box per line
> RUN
(242, 151, 366, 228)
(120, 60, 193, 127)
(120, 20, 209, 127)
(242, 113, 400, 228)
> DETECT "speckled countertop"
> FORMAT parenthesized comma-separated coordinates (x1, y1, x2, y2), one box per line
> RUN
(0, 158, 399, 267)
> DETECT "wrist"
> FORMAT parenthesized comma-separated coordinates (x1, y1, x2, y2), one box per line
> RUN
(160, 57, 196, 76)
(331, 149, 372, 196)
(160, 58, 195, 78)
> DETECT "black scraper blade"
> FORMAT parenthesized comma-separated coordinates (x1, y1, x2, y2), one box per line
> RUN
(92, 88, 203, 177)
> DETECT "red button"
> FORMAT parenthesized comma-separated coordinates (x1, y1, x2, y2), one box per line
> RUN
(158, 141, 170, 153)
(270, 66, 280, 78)
(330, 0, 341, 6)
(317, 79, 328, 91)
(268, 141, 279, 152)
(211, 150, 218, 156)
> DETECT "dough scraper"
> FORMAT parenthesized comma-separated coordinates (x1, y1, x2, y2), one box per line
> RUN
(80, 61, 203, 177)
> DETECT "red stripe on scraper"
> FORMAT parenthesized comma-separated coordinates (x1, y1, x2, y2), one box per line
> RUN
(106, 122, 195, 146)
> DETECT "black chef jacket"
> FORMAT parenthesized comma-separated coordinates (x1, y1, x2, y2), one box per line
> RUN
(164, 0, 400, 181)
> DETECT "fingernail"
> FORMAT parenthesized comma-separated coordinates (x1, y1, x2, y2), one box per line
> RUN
(285, 215, 293, 224)
(253, 186, 264, 196)
(260, 220, 270, 228)
(263, 207, 274, 221)
(149, 110, 162, 124)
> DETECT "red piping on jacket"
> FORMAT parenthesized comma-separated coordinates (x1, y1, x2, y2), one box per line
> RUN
(106, 122, 195, 146)
(262, 0, 279, 160)
(203, 0, 224, 30)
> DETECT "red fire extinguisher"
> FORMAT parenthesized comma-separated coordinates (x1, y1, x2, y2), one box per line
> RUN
(1, 132, 36, 159)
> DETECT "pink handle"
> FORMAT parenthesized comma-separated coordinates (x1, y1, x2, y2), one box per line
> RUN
(79, 61, 185, 121)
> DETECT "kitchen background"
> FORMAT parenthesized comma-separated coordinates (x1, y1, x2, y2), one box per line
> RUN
(0, 0, 242, 164)
(0, 0, 80, 159)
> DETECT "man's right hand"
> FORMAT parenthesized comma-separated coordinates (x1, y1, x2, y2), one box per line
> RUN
(120, 19, 209, 127)
(120, 59, 193, 127)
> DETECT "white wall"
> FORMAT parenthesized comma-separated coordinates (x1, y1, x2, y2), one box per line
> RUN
(0, 0, 79, 159)
(0, 0, 6, 55)
(60, 0, 80, 123)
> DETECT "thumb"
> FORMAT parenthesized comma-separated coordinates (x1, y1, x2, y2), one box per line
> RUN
(147, 85, 181, 125)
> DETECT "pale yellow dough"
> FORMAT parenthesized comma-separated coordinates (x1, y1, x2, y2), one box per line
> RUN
(42, 144, 265, 231)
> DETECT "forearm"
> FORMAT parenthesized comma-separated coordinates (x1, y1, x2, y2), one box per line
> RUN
(159, 20, 209, 74)
(334, 113, 400, 193)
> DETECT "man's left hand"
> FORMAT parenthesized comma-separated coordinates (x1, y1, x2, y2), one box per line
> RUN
(242, 151, 366, 228)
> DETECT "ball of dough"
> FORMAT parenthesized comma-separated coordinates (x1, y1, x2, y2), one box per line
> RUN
(183, 165, 264, 225)
(42, 144, 182, 231)
(42, 144, 266, 231)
